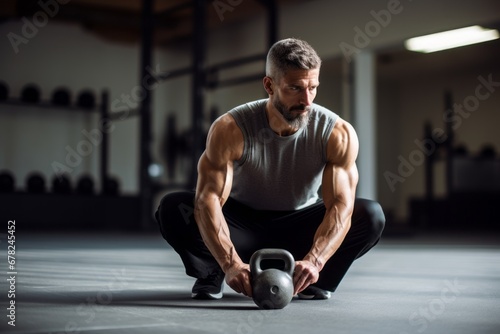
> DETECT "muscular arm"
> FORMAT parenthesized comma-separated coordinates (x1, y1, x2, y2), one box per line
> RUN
(294, 118, 359, 294)
(193, 114, 252, 296)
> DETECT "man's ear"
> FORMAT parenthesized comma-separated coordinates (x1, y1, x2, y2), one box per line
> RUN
(263, 76, 274, 95)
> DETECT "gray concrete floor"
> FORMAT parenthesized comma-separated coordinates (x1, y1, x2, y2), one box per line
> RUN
(1, 231, 499, 334)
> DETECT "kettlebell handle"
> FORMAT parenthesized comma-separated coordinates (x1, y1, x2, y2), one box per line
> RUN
(250, 248, 295, 278)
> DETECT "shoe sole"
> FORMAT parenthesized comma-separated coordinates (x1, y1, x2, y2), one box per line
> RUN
(298, 291, 331, 300)
(191, 291, 223, 300)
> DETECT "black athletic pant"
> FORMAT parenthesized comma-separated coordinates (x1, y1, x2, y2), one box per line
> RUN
(155, 191, 385, 292)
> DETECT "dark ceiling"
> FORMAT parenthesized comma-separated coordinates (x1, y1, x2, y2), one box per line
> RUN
(2, 0, 499, 78)
(0, 0, 310, 45)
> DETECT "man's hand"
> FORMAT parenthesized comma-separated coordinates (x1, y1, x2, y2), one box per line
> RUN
(293, 260, 320, 295)
(225, 263, 253, 297)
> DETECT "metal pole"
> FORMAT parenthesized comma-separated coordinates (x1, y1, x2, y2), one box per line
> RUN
(424, 121, 434, 228)
(157, 66, 193, 81)
(444, 91, 454, 197)
(189, 0, 206, 189)
(207, 73, 265, 90)
(207, 53, 266, 72)
(267, 0, 278, 48)
(139, 0, 153, 227)
(257, 0, 278, 48)
(100, 90, 109, 194)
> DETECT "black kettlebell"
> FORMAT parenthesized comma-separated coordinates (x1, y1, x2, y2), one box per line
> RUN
(250, 248, 295, 310)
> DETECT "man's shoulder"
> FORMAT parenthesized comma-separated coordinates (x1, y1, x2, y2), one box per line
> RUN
(307, 103, 339, 134)
(326, 117, 359, 163)
(210, 113, 240, 135)
(209, 99, 266, 141)
(207, 114, 244, 161)
(227, 99, 266, 117)
(311, 103, 338, 119)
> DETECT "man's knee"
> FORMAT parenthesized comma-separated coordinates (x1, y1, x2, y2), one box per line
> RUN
(156, 191, 196, 237)
(355, 199, 386, 240)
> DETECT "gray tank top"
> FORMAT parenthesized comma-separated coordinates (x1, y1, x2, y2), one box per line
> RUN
(228, 99, 338, 210)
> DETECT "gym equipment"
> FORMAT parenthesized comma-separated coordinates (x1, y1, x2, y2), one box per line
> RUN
(76, 90, 96, 109)
(76, 175, 94, 195)
(102, 176, 120, 196)
(21, 84, 41, 103)
(0, 170, 15, 192)
(51, 87, 71, 106)
(159, 113, 210, 181)
(250, 248, 295, 310)
(164, 114, 178, 179)
(478, 144, 496, 159)
(52, 174, 72, 194)
(0, 81, 8, 101)
(26, 172, 46, 193)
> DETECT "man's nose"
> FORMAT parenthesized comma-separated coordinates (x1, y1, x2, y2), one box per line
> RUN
(300, 89, 314, 106)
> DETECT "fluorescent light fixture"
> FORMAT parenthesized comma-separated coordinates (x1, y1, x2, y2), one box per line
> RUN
(405, 25, 499, 53)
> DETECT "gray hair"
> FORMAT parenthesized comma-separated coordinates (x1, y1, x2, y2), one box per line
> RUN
(265, 38, 322, 80)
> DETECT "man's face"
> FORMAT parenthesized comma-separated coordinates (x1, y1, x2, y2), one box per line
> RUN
(270, 68, 320, 129)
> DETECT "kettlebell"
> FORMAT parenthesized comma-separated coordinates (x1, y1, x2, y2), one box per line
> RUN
(250, 248, 295, 310)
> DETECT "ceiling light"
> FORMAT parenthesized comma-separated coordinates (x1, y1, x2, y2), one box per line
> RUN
(405, 25, 499, 53)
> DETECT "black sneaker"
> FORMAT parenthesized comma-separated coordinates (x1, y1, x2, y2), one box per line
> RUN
(298, 286, 331, 300)
(191, 271, 225, 300)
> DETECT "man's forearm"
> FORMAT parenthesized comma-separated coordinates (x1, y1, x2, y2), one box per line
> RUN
(303, 206, 352, 271)
(194, 197, 243, 273)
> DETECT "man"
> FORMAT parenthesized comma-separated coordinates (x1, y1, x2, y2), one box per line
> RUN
(156, 38, 385, 301)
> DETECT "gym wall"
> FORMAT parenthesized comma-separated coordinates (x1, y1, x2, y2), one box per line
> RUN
(1, 0, 499, 228)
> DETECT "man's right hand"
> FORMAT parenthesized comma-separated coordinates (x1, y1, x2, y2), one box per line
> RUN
(225, 263, 253, 297)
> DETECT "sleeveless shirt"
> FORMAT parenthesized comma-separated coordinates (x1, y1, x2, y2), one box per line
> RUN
(228, 99, 338, 211)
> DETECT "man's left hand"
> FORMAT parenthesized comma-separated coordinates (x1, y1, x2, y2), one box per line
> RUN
(293, 260, 320, 295)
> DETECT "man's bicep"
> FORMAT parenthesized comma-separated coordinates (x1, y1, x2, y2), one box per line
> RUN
(322, 162, 357, 211)
(196, 152, 232, 206)
(322, 119, 359, 210)
(196, 115, 241, 206)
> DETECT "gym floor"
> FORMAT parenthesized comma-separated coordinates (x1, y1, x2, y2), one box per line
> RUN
(1, 231, 499, 334)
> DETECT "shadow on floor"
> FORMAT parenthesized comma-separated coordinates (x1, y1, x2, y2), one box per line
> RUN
(19, 288, 260, 311)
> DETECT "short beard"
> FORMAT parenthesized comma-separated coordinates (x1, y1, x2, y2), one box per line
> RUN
(273, 98, 311, 130)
